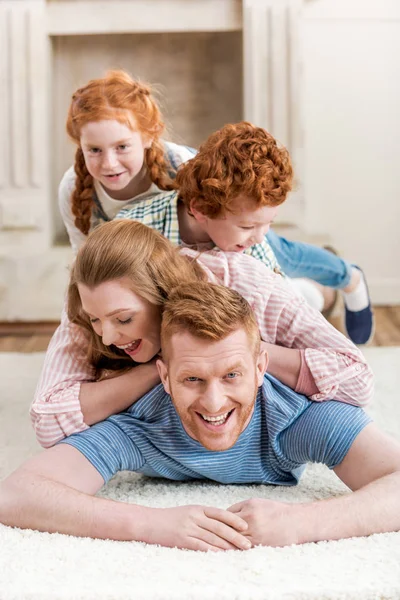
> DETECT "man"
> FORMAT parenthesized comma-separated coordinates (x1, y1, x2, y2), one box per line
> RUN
(0, 283, 398, 551)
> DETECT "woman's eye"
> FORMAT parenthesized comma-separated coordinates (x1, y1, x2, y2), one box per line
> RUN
(89, 318, 99, 324)
(118, 144, 129, 150)
(89, 148, 101, 154)
(240, 226, 254, 231)
(118, 317, 132, 325)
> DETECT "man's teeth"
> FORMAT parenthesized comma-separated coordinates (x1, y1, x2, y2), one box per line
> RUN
(201, 411, 230, 424)
(117, 341, 138, 350)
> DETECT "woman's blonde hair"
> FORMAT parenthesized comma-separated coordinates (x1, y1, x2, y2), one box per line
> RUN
(68, 220, 206, 370)
(66, 70, 176, 235)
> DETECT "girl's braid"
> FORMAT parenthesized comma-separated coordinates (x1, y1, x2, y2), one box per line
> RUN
(145, 139, 176, 191)
(71, 147, 94, 235)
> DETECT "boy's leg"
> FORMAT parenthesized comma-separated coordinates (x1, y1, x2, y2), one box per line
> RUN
(267, 230, 374, 345)
(342, 266, 374, 345)
(266, 229, 351, 287)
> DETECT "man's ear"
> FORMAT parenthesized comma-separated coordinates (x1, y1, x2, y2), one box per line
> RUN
(256, 346, 269, 386)
(189, 199, 208, 224)
(156, 358, 171, 394)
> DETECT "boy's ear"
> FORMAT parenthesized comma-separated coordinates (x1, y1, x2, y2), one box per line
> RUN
(189, 199, 208, 224)
(156, 358, 170, 394)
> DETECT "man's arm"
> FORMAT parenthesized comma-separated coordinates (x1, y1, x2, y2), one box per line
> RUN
(0, 445, 251, 551)
(228, 424, 400, 547)
(309, 424, 400, 540)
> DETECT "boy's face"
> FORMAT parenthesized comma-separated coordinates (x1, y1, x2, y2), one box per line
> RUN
(191, 195, 279, 252)
(157, 328, 268, 452)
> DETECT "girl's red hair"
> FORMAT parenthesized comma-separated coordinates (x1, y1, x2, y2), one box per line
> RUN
(66, 70, 175, 235)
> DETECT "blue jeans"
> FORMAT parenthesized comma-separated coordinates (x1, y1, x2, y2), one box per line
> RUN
(267, 229, 352, 289)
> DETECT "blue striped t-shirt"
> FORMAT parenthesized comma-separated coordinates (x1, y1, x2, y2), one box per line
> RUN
(61, 374, 371, 485)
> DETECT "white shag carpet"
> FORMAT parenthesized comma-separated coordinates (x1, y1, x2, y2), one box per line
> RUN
(1, 348, 400, 600)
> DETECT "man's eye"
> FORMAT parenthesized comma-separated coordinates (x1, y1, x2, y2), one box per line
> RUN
(117, 317, 132, 325)
(240, 226, 254, 230)
(226, 372, 239, 379)
(186, 377, 200, 382)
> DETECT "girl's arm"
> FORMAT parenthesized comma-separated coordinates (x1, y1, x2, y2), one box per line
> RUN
(30, 307, 160, 448)
(58, 166, 88, 255)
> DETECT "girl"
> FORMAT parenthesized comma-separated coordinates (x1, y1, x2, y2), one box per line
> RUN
(60, 69, 195, 254)
(30, 220, 373, 448)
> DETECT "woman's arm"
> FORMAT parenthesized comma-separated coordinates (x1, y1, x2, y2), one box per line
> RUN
(80, 362, 160, 425)
(31, 307, 160, 448)
(254, 282, 374, 406)
(193, 250, 374, 406)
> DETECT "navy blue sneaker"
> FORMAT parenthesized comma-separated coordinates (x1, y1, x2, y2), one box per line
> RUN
(344, 266, 374, 345)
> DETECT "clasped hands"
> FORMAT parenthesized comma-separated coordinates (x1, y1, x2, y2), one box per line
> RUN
(143, 498, 298, 552)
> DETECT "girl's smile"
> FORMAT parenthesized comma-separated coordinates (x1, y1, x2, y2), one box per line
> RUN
(80, 120, 151, 200)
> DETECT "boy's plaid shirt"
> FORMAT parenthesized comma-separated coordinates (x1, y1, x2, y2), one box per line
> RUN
(116, 190, 284, 276)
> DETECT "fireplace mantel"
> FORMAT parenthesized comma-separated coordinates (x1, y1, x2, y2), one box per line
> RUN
(46, 0, 243, 35)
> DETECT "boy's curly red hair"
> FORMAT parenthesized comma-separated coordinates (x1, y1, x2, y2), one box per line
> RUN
(175, 121, 293, 217)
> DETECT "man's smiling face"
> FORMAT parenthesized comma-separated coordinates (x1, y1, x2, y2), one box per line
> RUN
(157, 329, 268, 451)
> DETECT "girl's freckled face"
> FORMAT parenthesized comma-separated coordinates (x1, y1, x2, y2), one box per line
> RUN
(80, 120, 150, 197)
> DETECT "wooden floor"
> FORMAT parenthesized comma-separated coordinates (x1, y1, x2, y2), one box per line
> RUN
(0, 306, 400, 351)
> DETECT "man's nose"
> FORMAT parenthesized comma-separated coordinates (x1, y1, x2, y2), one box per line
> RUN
(200, 381, 226, 414)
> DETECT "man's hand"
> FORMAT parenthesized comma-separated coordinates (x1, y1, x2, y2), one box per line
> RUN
(227, 498, 298, 547)
(141, 505, 252, 552)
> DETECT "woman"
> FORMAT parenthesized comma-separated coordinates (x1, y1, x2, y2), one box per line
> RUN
(31, 220, 374, 448)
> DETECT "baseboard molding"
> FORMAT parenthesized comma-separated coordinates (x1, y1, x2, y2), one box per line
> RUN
(368, 278, 400, 306)
(0, 322, 60, 336)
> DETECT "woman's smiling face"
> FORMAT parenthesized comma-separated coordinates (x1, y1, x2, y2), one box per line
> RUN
(78, 277, 162, 362)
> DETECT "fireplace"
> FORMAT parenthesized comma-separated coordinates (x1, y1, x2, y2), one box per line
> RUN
(0, 0, 303, 319)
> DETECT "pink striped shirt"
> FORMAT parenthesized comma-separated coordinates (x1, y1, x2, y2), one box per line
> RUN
(30, 249, 374, 448)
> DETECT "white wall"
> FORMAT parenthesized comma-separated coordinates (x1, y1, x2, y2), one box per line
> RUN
(301, 0, 400, 303)
(1, 0, 399, 320)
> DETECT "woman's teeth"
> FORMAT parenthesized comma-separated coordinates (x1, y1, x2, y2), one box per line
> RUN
(117, 340, 139, 351)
